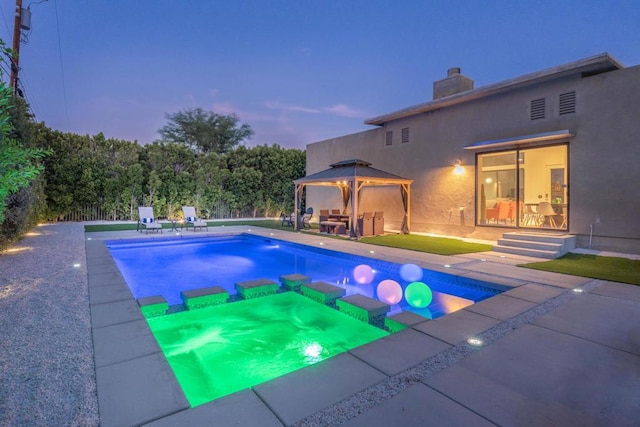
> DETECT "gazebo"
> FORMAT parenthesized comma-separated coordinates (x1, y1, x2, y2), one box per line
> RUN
(293, 159, 413, 237)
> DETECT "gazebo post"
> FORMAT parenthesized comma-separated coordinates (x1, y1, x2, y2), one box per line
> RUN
(350, 180, 357, 238)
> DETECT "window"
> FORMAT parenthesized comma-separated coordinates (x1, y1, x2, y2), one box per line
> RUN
(530, 98, 546, 120)
(385, 131, 393, 146)
(559, 91, 576, 115)
(476, 145, 568, 230)
(401, 127, 410, 144)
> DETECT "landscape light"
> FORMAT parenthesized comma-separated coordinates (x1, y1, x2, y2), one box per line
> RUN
(467, 337, 483, 346)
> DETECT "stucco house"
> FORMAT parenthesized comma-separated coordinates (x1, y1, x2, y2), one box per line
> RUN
(304, 53, 640, 256)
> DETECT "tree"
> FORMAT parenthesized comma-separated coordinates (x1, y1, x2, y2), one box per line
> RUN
(158, 108, 253, 155)
(0, 40, 49, 225)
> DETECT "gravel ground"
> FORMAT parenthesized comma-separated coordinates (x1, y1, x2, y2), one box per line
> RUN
(0, 223, 99, 426)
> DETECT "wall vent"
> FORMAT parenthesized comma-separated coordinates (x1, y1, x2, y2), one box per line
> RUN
(530, 98, 546, 120)
(385, 131, 393, 146)
(401, 127, 409, 143)
(559, 91, 576, 115)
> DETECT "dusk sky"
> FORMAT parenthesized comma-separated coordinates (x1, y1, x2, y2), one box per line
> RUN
(1, 0, 639, 150)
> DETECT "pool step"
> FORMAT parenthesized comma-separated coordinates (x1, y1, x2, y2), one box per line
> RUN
(181, 286, 229, 310)
(137, 295, 168, 318)
(336, 295, 390, 326)
(301, 281, 345, 306)
(234, 278, 280, 299)
(279, 273, 311, 291)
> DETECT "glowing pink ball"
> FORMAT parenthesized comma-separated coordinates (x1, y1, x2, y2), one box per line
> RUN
(353, 264, 374, 284)
(377, 280, 403, 305)
(400, 263, 423, 282)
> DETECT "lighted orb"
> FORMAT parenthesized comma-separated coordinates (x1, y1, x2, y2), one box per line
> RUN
(405, 282, 433, 308)
(377, 280, 403, 305)
(399, 263, 423, 282)
(353, 264, 374, 284)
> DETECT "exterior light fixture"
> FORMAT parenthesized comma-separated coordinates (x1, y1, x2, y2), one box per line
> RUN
(467, 337, 483, 346)
(453, 160, 464, 175)
(369, 250, 375, 254)
(444, 264, 451, 268)
(73, 263, 81, 268)
(572, 288, 584, 293)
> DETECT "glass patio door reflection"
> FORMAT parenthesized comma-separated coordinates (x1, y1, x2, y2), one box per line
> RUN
(477, 144, 568, 230)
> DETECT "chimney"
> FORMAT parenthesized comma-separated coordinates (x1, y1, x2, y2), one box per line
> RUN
(433, 67, 474, 100)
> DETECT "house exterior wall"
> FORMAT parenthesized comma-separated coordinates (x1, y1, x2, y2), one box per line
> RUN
(306, 64, 640, 254)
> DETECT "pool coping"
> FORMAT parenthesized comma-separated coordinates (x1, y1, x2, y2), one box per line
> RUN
(86, 226, 594, 426)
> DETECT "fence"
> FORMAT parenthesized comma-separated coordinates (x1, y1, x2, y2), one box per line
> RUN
(60, 202, 255, 222)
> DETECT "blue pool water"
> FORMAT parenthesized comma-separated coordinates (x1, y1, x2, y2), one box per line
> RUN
(107, 234, 502, 319)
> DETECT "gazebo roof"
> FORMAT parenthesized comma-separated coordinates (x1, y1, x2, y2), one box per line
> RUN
(294, 159, 412, 186)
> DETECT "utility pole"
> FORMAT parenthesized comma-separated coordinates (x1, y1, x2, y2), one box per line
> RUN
(9, 0, 23, 94)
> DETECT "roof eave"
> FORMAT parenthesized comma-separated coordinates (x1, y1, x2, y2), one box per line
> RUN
(365, 53, 624, 126)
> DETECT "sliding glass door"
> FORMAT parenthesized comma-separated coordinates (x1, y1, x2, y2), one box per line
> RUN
(476, 144, 568, 230)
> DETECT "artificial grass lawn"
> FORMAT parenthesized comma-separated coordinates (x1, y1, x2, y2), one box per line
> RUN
(519, 253, 640, 286)
(359, 233, 493, 256)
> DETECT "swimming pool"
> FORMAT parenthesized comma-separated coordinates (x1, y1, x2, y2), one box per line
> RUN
(107, 233, 501, 319)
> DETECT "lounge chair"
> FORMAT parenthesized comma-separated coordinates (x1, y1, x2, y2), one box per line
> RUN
(137, 206, 162, 234)
(182, 206, 208, 231)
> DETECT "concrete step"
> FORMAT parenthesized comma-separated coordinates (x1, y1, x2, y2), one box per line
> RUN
(502, 232, 575, 245)
(497, 238, 563, 252)
(494, 232, 576, 259)
(493, 244, 559, 259)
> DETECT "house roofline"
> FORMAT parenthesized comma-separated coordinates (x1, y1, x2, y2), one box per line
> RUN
(364, 53, 624, 126)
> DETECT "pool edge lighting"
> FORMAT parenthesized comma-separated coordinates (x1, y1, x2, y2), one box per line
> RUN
(467, 337, 483, 346)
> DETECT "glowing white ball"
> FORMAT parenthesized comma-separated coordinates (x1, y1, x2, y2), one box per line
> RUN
(377, 280, 403, 305)
(400, 263, 423, 282)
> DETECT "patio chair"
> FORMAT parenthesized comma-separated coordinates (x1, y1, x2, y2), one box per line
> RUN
(300, 207, 313, 229)
(182, 206, 208, 231)
(281, 212, 294, 227)
(137, 206, 162, 234)
(373, 211, 385, 235)
(319, 209, 330, 232)
(358, 212, 374, 237)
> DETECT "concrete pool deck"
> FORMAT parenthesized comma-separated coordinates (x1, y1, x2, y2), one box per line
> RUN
(2, 223, 639, 426)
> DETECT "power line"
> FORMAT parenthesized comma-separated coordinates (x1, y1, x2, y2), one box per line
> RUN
(53, 0, 69, 127)
(0, 3, 11, 39)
